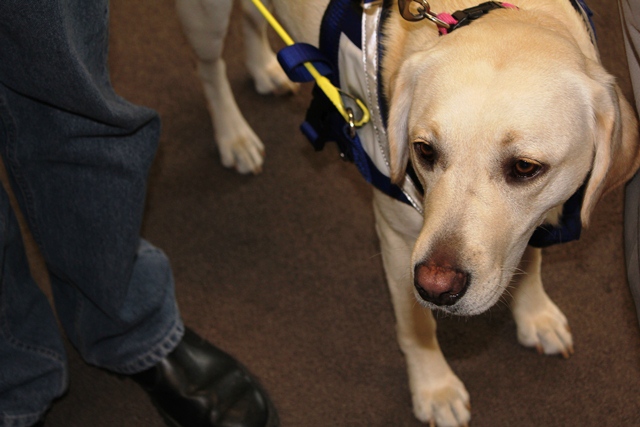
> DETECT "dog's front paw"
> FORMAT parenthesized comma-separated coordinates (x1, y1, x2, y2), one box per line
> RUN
(248, 56, 299, 96)
(412, 372, 470, 427)
(214, 117, 265, 174)
(513, 298, 574, 358)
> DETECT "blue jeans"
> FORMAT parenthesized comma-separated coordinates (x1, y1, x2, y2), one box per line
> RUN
(0, 1, 184, 425)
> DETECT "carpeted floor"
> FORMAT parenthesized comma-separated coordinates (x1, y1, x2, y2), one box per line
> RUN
(37, 0, 640, 426)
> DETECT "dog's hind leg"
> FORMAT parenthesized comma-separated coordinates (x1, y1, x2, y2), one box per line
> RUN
(240, 0, 299, 95)
(176, 0, 265, 174)
(511, 246, 574, 358)
(373, 190, 471, 427)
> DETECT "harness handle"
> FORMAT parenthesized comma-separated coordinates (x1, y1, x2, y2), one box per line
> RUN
(249, 0, 370, 128)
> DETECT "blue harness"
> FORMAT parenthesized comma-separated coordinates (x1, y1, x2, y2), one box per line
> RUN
(277, 0, 596, 248)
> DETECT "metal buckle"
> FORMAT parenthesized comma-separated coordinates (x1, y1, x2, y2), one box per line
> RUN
(339, 90, 366, 138)
(451, 1, 505, 30)
(346, 108, 356, 139)
(398, 0, 451, 28)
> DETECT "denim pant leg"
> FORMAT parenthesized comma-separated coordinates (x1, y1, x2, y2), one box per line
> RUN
(0, 0, 184, 424)
(0, 180, 67, 427)
(620, 0, 640, 326)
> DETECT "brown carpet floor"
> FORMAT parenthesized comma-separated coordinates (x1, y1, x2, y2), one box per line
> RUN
(37, 0, 640, 426)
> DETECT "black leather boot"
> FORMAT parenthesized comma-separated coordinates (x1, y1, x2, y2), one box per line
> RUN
(130, 328, 278, 427)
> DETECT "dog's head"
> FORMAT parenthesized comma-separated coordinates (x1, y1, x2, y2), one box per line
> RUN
(387, 19, 640, 315)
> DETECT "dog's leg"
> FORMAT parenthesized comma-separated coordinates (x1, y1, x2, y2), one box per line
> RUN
(240, 0, 299, 95)
(511, 246, 574, 357)
(176, 0, 264, 174)
(373, 190, 470, 427)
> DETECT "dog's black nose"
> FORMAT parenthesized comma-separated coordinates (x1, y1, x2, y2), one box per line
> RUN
(414, 262, 469, 306)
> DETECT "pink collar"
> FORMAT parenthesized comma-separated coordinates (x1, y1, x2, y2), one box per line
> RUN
(436, 2, 518, 35)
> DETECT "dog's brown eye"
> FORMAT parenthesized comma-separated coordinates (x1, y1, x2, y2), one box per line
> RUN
(415, 142, 436, 163)
(513, 159, 542, 178)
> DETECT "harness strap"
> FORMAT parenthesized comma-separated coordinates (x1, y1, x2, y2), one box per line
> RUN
(276, 43, 334, 83)
(251, 0, 369, 128)
(301, 0, 412, 205)
(529, 185, 585, 248)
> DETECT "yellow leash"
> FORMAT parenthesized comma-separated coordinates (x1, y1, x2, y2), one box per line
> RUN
(249, 0, 370, 129)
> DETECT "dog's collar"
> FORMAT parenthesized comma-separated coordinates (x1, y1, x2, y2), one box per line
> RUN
(398, 1, 517, 35)
(436, 2, 517, 35)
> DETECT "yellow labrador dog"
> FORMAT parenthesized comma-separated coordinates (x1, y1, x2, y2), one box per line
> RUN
(176, 0, 640, 425)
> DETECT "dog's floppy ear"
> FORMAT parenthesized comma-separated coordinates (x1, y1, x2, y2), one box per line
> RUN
(387, 55, 423, 185)
(580, 61, 640, 226)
